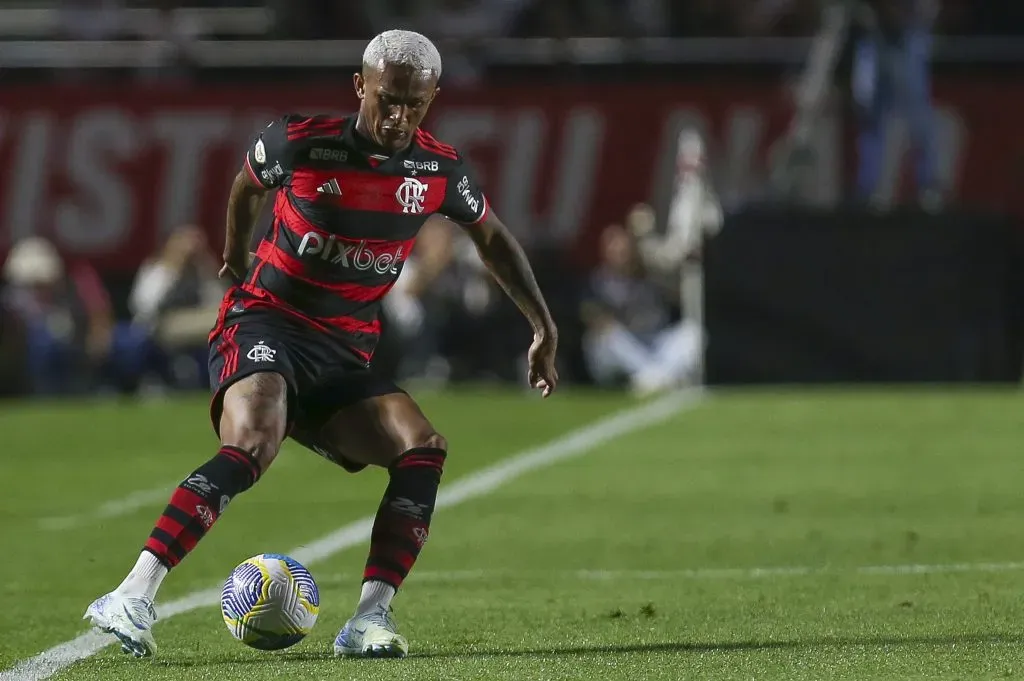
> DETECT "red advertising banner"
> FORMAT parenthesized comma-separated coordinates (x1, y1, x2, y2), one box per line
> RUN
(0, 80, 1021, 271)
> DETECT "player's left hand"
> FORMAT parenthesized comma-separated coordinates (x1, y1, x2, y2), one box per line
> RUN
(527, 331, 559, 398)
(218, 251, 257, 285)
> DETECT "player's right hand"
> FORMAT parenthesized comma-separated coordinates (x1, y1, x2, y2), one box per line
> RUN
(527, 331, 559, 399)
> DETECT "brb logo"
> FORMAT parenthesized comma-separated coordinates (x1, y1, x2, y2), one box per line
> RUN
(297, 232, 404, 275)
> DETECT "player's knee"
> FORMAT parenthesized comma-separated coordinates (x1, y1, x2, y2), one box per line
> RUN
(222, 432, 281, 474)
(417, 431, 447, 453)
(219, 373, 289, 473)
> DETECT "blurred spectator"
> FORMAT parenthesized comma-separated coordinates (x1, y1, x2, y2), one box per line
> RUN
(382, 218, 458, 384)
(580, 224, 702, 396)
(2, 237, 160, 396)
(382, 218, 527, 385)
(852, 0, 940, 208)
(129, 225, 226, 388)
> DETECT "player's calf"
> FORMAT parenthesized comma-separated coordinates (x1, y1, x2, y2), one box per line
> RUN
(363, 436, 447, 591)
(142, 373, 288, 571)
(85, 372, 289, 656)
(336, 433, 448, 658)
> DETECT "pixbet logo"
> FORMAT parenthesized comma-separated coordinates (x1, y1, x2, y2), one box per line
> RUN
(297, 232, 404, 275)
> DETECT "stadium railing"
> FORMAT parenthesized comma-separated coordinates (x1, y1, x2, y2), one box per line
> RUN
(1, 36, 1023, 69)
(0, 6, 273, 39)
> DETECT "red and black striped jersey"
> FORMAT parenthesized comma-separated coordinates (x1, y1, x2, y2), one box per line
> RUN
(227, 113, 489, 365)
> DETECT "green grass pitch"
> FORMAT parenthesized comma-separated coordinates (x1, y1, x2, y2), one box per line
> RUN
(1, 387, 1023, 680)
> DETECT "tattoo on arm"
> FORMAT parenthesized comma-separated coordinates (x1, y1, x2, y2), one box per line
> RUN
(463, 215, 556, 337)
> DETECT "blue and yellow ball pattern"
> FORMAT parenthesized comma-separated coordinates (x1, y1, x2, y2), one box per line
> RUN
(221, 553, 320, 650)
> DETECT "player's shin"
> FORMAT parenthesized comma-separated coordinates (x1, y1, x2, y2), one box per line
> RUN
(359, 447, 446, 614)
(119, 446, 262, 597)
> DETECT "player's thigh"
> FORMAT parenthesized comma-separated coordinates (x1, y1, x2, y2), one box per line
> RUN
(292, 375, 444, 470)
(209, 322, 299, 471)
(322, 392, 444, 469)
(218, 373, 290, 470)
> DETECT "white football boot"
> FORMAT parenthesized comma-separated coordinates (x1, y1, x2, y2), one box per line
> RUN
(333, 605, 409, 658)
(83, 591, 158, 658)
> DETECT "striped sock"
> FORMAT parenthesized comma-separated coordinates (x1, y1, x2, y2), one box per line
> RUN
(363, 448, 446, 590)
(143, 446, 261, 568)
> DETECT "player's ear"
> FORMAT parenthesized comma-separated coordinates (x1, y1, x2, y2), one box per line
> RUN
(353, 72, 365, 99)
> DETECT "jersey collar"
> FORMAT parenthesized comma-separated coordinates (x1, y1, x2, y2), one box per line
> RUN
(343, 117, 414, 169)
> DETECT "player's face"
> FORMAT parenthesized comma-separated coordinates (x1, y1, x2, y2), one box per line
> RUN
(354, 64, 439, 152)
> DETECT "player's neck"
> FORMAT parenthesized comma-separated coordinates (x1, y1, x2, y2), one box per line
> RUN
(353, 115, 411, 156)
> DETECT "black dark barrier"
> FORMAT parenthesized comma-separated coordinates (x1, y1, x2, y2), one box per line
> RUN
(703, 206, 1024, 384)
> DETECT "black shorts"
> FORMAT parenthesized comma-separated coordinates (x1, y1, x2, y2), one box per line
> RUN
(208, 311, 404, 473)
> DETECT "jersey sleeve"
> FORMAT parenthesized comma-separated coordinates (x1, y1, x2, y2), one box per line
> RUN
(243, 116, 294, 189)
(441, 155, 489, 225)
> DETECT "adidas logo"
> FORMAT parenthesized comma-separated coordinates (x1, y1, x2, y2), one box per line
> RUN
(317, 178, 342, 195)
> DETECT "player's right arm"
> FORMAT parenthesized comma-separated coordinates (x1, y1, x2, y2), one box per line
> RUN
(221, 116, 295, 282)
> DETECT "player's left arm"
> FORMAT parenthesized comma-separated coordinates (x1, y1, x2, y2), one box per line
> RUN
(441, 161, 559, 397)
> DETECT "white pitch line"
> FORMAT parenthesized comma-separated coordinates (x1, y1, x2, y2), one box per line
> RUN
(37, 449, 304, 531)
(313, 561, 1024, 586)
(0, 388, 701, 681)
(38, 483, 176, 531)
(581, 561, 1024, 579)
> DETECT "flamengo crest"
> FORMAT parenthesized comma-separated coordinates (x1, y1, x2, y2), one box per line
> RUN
(246, 341, 276, 363)
(395, 177, 428, 214)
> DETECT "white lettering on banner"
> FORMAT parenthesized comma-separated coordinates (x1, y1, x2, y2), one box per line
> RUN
(433, 106, 614, 242)
(3, 113, 53, 246)
(497, 109, 544, 241)
(548, 108, 603, 242)
(152, 113, 233, 237)
(0, 100, 976, 262)
(296, 232, 404, 275)
(54, 109, 140, 253)
(462, 108, 603, 244)
(430, 109, 516, 232)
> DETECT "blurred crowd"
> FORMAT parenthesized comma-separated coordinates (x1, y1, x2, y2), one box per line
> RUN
(0, 225, 225, 398)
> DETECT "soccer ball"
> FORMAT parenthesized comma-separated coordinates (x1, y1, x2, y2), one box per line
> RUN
(220, 553, 320, 650)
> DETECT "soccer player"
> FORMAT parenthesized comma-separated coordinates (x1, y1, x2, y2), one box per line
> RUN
(84, 29, 559, 660)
